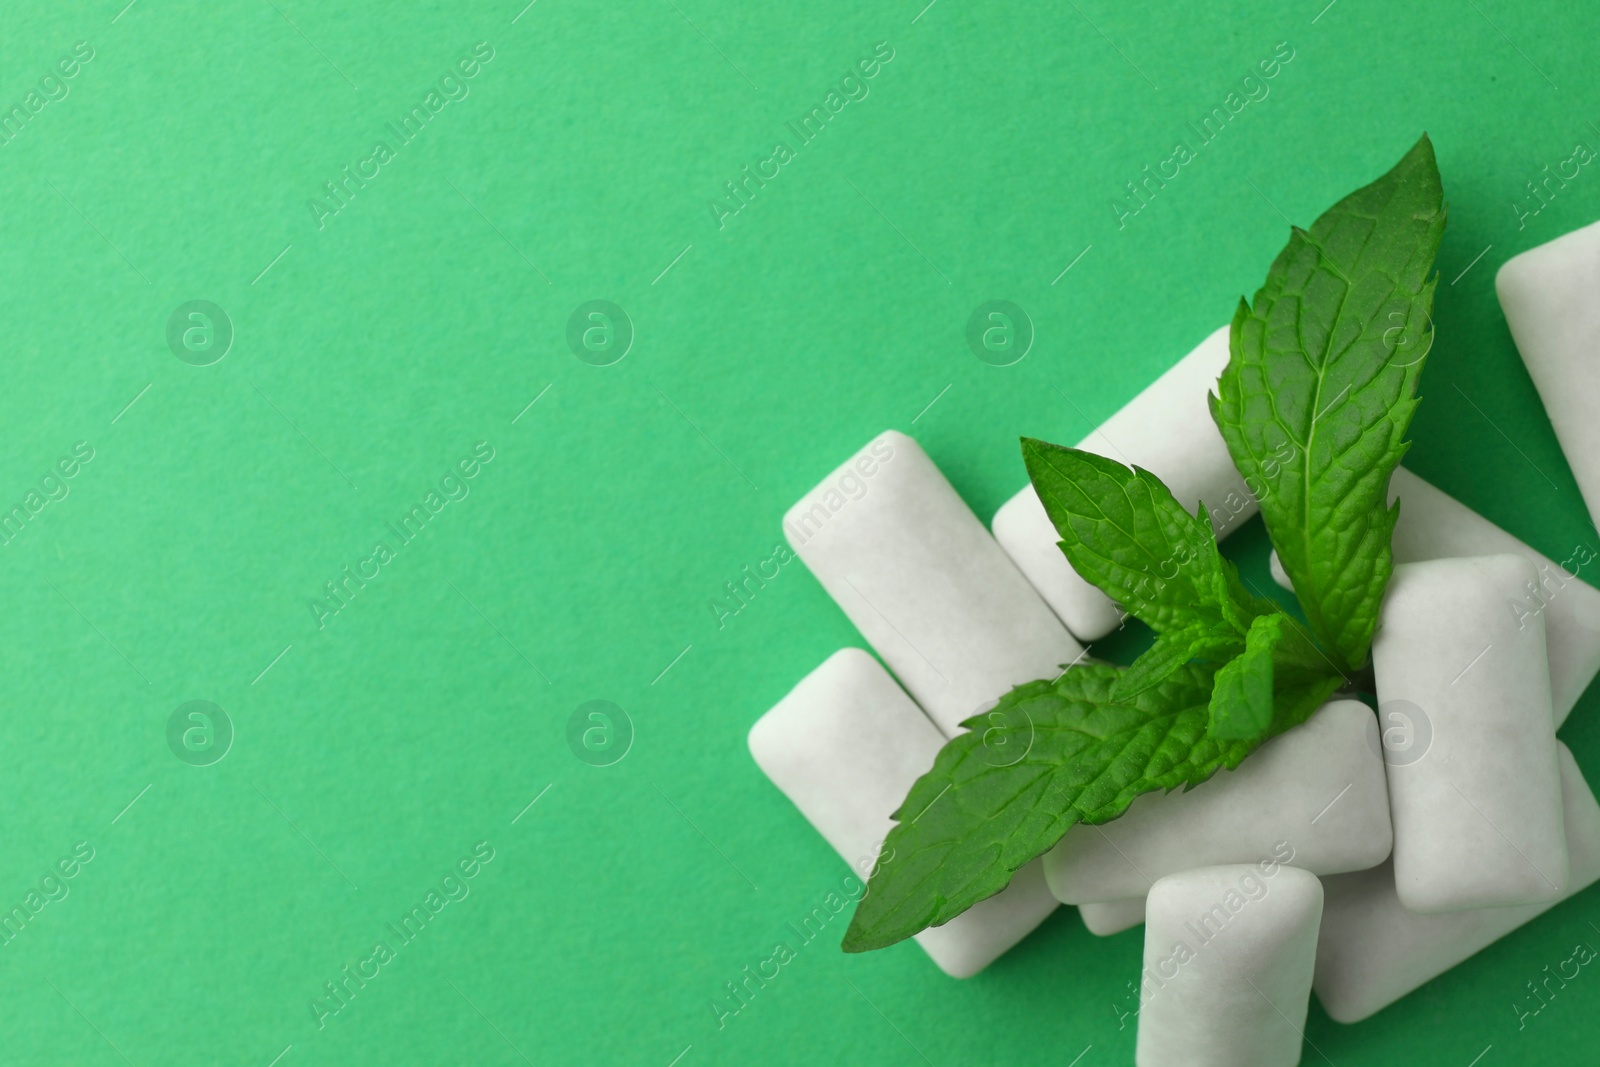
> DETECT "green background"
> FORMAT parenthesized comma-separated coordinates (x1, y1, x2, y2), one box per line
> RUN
(1, 0, 1596, 1063)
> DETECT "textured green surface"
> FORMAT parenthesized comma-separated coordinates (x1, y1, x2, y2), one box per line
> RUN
(2, 1, 1599, 1063)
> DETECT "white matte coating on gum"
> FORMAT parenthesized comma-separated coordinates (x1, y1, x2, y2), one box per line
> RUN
(747, 648, 1057, 978)
(1080, 896, 1146, 936)
(1314, 743, 1600, 1023)
(1137, 865, 1323, 1067)
(1043, 700, 1391, 904)
(991, 325, 1252, 642)
(1268, 466, 1600, 725)
(784, 431, 1084, 737)
(1371, 555, 1568, 912)
(1498, 220, 1600, 526)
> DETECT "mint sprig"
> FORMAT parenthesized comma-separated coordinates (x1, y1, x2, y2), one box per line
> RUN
(841, 136, 1443, 954)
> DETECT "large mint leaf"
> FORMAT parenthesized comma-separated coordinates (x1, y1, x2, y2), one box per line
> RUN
(1021, 439, 1253, 637)
(843, 663, 1272, 953)
(1210, 134, 1446, 670)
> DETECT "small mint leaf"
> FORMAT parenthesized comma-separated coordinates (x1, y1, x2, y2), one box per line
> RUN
(1113, 624, 1239, 700)
(1209, 554, 1278, 636)
(1272, 672, 1346, 736)
(1021, 439, 1239, 635)
(1208, 614, 1284, 739)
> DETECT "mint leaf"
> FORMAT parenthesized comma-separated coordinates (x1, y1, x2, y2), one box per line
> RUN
(1208, 614, 1283, 738)
(843, 663, 1275, 953)
(1272, 670, 1346, 733)
(1264, 610, 1348, 729)
(1212, 565, 1276, 635)
(1210, 134, 1446, 670)
(1114, 623, 1236, 700)
(1020, 439, 1251, 637)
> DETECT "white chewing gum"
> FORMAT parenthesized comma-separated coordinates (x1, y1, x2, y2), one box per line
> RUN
(784, 431, 1083, 737)
(992, 325, 1251, 642)
(1268, 549, 1293, 591)
(1371, 555, 1568, 912)
(1314, 743, 1600, 1023)
(1044, 700, 1390, 904)
(748, 648, 1057, 977)
(1498, 220, 1600, 526)
(1136, 865, 1323, 1067)
(1269, 466, 1600, 725)
(1081, 896, 1147, 937)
